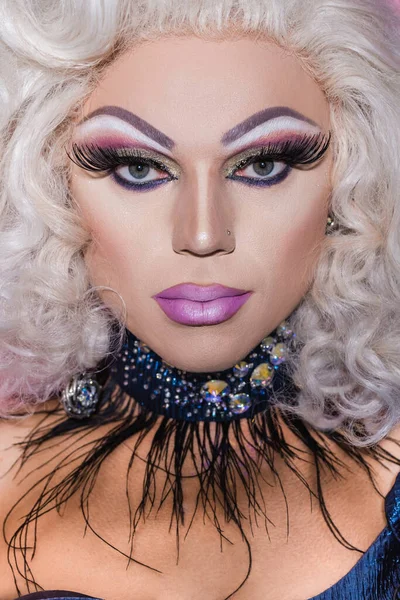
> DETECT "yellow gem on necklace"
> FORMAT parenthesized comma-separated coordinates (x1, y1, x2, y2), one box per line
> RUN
(270, 343, 287, 366)
(250, 363, 274, 388)
(200, 380, 230, 403)
(233, 361, 249, 378)
(260, 336, 275, 352)
(138, 341, 151, 354)
(229, 393, 251, 414)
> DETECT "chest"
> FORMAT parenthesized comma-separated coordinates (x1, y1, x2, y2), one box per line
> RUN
(0, 460, 391, 600)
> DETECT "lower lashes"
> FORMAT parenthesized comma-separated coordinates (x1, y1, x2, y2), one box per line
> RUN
(228, 165, 291, 187)
(112, 172, 171, 191)
(111, 167, 291, 191)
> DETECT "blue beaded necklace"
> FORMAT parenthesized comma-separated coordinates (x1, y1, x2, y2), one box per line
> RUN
(61, 320, 297, 422)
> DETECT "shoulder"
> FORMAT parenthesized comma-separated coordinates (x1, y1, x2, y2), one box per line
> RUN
(0, 398, 61, 481)
(369, 422, 400, 495)
(0, 400, 65, 595)
(0, 415, 32, 480)
(0, 412, 44, 597)
(377, 422, 400, 464)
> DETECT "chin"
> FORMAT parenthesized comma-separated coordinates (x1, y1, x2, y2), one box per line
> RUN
(148, 336, 258, 374)
(165, 355, 239, 373)
(126, 308, 271, 373)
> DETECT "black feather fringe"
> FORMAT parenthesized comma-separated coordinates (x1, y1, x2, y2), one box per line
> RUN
(4, 372, 400, 598)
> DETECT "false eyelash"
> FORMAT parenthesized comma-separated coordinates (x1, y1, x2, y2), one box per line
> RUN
(68, 132, 331, 182)
(68, 143, 171, 175)
(232, 132, 331, 172)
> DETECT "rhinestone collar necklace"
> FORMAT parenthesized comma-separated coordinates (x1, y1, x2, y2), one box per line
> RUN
(104, 320, 297, 423)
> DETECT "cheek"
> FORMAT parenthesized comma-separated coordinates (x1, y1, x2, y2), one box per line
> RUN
(85, 224, 155, 319)
(71, 176, 152, 299)
(84, 232, 128, 287)
(248, 174, 330, 301)
(72, 165, 330, 325)
(280, 199, 327, 282)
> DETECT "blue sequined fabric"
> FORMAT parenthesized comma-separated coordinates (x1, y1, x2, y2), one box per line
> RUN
(309, 469, 400, 599)
(14, 472, 400, 600)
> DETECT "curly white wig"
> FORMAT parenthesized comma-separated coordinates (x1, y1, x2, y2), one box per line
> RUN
(0, 0, 399, 446)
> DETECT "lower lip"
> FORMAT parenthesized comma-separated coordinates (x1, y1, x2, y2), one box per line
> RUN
(154, 293, 252, 326)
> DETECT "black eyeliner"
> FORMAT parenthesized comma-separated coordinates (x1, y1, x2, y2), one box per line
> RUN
(68, 143, 179, 178)
(224, 132, 331, 177)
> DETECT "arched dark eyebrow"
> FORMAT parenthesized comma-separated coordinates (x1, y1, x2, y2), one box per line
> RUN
(81, 105, 318, 150)
(221, 106, 320, 145)
(80, 105, 175, 150)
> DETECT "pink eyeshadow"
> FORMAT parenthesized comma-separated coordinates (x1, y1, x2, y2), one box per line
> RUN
(236, 131, 320, 153)
(73, 132, 156, 152)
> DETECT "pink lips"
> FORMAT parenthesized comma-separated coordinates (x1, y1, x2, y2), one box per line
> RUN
(153, 283, 252, 326)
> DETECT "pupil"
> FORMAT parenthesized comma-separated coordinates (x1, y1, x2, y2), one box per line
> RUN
(128, 163, 150, 179)
(253, 161, 274, 176)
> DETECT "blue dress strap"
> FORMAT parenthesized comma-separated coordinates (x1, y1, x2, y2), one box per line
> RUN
(385, 470, 400, 543)
(310, 470, 400, 599)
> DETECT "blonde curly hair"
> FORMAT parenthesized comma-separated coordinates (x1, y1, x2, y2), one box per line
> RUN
(0, 0, 399, 446)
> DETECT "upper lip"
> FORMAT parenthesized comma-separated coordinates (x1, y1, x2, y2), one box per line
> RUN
(154, 283, 250, 301)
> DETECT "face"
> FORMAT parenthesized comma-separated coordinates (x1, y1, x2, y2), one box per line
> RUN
(70, 36, 332, 372)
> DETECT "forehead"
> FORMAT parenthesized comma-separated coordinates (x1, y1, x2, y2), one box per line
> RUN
(82, 36, 330, 145)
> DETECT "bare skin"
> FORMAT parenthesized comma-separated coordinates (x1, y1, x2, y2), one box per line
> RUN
(1, 405, 400, 600)
(1, 36, 400, 600)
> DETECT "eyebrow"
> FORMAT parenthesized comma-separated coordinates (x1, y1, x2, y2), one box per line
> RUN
(221, 106, 320, 145)
(81, 105, 319, 151)
(80, 105, 175, 150)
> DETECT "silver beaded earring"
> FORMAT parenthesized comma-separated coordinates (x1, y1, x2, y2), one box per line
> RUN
(61, 372, 102, 419)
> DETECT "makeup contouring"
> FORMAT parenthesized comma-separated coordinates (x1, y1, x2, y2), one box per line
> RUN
(221, 107, 320, 145)
(74, 108, 176, 158)
(75, 104, 323, 153)
(80, 106, 175, 150)
(71, 105, 330, 191)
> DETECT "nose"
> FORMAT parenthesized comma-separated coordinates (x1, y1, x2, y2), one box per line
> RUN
(172, 171, 236, 257)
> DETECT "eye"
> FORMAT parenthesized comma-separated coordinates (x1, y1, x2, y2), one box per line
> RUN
(67, 144, 179, 192)
(228, 158, 290, 188)
(113, 160, 171, 188)
(223, 133, 331, 189)
(236, 159, 287, 180)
